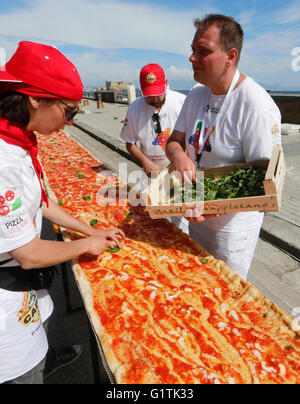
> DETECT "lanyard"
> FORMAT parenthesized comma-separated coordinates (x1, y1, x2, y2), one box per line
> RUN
(196, 70, 240, 166)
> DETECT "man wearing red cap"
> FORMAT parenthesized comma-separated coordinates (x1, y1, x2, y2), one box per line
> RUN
(121, 63, 186, 178)
(0, 41, 125, 384)
(120, 63, 188, 232)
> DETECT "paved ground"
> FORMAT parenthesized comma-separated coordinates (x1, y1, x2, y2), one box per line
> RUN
(43, 99, 300, 384)
(42, 219, 111, 385)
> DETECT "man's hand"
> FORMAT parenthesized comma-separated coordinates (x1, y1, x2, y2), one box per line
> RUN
(166, 130, 196, 184)
(173, 152, 197, 184)
(185, 208, 219, 223)
(142, 159, 161, 178)
(126, 143, 161, 178)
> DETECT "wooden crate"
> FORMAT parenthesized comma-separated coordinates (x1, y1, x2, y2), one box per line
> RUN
(142, 145, 286, 219)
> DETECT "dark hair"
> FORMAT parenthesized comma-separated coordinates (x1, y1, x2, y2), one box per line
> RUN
(0, 91, 56, 129)
(0, 91, 30, 128)
(194, 14, 244, 64)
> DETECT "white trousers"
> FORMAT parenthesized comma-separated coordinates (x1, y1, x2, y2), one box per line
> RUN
(189, 215, 264, 280)
(169, 216, 189, 235)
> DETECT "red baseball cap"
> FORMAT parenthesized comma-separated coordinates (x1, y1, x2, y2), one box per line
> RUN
(0, 41, 83, 100)
(140, 63, 166, 97)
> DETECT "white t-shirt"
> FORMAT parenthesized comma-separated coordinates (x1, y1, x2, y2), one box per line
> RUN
(174, 76, 282, 232)
(120, 88, 186, 171)
(0, 140, 53, 383)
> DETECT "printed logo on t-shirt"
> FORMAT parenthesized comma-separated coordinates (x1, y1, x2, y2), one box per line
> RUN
(152, 127, 171, 152)
(1, 211, 28, 234)
(205, 104, 220, 114)
(0, 190, 26, 234)
(189, 122, 215, 161)
(189, 121, 202, 159)
(0, 190, 22, 217)
(271, 124, 280, 137)
(18, 292, 41, 328)
(122, 118, 129, 128)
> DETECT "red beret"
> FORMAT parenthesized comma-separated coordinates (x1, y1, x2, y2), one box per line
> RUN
(0, 41, 83, 100)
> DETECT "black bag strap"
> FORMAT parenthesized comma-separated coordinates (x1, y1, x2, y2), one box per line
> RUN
(0, 266, 32, 292)
(0, 266, 57, 292)
(0, 258, 13, 266)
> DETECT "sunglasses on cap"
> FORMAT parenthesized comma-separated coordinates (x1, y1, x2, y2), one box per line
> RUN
(57, 99, 78, 121)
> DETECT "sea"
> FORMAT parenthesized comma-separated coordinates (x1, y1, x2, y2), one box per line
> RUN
(84, 88, 300, 100)
(134, 89, 300, 98)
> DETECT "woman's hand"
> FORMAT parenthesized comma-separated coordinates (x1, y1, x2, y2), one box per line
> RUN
(91, 227, 125, 248)
(86, 227, 125, 255)
(89, 227, 125, 248)
(43, 200, 126, 245)
(85, 234, 120, 256)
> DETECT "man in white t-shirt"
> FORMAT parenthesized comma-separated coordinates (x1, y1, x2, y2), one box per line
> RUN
(166, 14, 281, 280)
(120, 63, 188, 232)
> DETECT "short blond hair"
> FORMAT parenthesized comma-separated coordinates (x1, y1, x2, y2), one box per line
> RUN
(194, 14, 244, 64)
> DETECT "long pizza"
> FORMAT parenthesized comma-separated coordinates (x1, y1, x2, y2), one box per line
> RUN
(37, 130, 300, 384)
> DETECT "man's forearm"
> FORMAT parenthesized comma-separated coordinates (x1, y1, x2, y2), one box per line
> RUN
(165, 138, 186, 163)
(126, 143, 152, 167)
(166, 130, 196, 183)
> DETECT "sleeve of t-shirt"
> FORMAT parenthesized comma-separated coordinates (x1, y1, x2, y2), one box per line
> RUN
(241, 101, 282, 162)
(0, 166, 37, 254)
(120, 105, 139, 144)
(174, 87, 205, 134)
(178, 93, 187, 108)
(174, 95, 189, 134)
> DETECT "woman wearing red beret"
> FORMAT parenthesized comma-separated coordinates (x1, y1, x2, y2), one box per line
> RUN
(0, 41, 124, 384)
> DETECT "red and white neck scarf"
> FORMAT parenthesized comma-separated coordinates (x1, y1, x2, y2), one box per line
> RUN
(0, 117, 48, 206)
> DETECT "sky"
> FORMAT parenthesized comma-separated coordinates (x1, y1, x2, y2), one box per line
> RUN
(0, 0, 300, 91)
